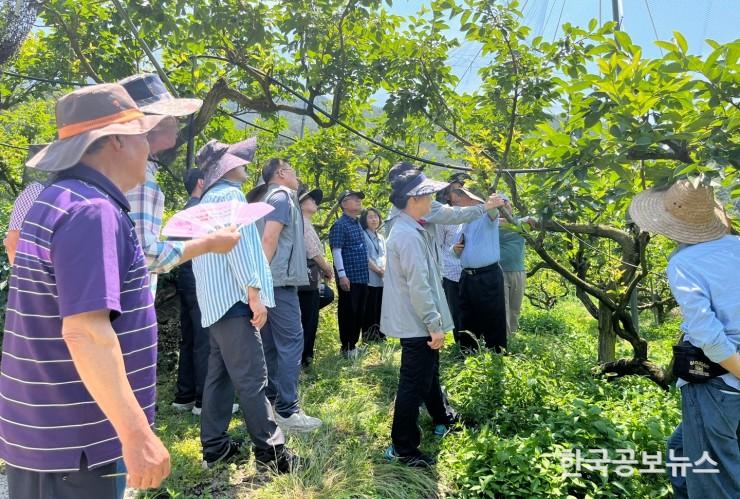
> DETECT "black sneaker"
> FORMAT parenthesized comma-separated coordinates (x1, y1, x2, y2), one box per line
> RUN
(202, 437, 246, 469)
(256, 449, 304, 474)
(384, 445, 436, 468)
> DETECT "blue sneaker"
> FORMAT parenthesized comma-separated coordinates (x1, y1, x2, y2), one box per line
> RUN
(433, 424, 448, 438)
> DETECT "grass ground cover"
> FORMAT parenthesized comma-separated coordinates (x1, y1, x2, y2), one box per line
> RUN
(142, 300, 682, 498)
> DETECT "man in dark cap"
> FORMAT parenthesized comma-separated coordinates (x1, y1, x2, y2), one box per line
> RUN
(297, 187, 335, 367)
(171, 168, 236, 416)
(329, 189, 369, 357)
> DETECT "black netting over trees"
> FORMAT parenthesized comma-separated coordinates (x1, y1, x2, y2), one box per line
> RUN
(0, 0, 39, 66)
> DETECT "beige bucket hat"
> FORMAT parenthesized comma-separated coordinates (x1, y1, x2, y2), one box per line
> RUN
(628, 179, 729, 244)
(26, 83, 174, 172)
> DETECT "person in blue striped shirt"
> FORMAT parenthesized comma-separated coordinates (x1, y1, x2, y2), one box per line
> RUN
(192, 139, 301, 473)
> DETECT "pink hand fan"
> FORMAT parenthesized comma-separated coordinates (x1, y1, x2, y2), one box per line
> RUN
(162, 200, 274, 238)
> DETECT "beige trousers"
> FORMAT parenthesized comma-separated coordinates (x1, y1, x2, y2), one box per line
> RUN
(503, 271, 526, 335)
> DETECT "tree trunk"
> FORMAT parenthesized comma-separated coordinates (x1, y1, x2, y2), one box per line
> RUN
(598, 301, 616, 362)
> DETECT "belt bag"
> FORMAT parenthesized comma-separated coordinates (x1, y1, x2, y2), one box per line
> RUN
(672, 341, 728, 383)
(298, 259, 321, 291)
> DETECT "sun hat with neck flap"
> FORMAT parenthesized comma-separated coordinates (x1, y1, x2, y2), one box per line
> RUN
(197, 137, 258, 192)
(26, 83, 175, 172)
(628, 179, 730, 244)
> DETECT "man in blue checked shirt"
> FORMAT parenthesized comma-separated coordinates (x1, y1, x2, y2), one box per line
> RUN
(630, 180, 739, 499)
(329, 190, 370, 357)
(119, 74, 238, 298)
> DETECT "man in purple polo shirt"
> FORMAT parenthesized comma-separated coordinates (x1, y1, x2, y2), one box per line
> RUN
(0, 84, 238, 498)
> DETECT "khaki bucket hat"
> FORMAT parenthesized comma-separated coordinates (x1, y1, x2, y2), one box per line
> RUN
(628, 179, 729, 244)
(26, 83, 174, 172)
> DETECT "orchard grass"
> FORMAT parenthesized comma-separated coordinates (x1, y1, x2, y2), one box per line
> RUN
(141, 300, 681, 498)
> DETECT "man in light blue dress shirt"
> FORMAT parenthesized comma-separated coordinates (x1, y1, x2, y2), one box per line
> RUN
(629, 180, 739, 499)
(451, 188, 506, 352)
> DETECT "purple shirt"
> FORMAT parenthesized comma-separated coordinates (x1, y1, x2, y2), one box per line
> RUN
(0, 165, 158, 472)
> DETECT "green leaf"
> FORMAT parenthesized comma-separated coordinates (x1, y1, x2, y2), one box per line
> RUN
(635, 135, 652, 145)
(614, 31, 632, 51)
(654, 40, 676, 52)
(674, 31, 688, 53)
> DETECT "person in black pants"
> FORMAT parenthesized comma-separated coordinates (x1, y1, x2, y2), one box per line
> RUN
(451, 188, 507, 352)
(329, 190, 370, 358)
(297, 187, 335, 367)
(172, 169, 213, 415)
(360, 207, 387, 342)
(381, 168, 459, 467)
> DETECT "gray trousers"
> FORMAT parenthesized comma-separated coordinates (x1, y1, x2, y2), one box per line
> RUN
(201, 314, 285, 462)
(6, 455, 125, 499)
(261, 286, 304, 417)
(503, 270, 526, 335)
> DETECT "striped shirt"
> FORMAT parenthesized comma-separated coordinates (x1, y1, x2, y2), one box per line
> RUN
(7, 182, 45, 231)
(192, 180, 275, 327)
(0, 164, 158, 472)
(126, 161, 185, 294)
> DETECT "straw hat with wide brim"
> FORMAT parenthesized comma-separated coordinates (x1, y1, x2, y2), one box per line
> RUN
(628, 179, 729, 244)
(26, 84, 174, 172)
(119, 73, 203, 117)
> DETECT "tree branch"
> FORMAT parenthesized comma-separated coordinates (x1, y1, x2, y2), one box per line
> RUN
(534, 220, 633, 248)
(526, 234, 616, 308)
(44, 6, 103, 83)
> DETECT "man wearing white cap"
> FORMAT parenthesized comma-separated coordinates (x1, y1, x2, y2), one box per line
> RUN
(629, 180, 739, 499)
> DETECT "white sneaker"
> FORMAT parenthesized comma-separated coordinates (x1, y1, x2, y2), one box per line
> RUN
(274, 410, 322, 432)
(172, 401, 195, 412)
(192, 403, 239, 417)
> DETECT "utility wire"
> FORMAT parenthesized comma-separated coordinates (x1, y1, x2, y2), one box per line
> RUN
(539, 0, 558, 38)
(192, 55, 478, 171)
(552, 0, 567, 42)
(453, 46, 483, 92)
(0, 141, 31, 152)
(218, 109, 297, 143)
(2, 70, 90, 86)
(644, 0, 663, 56)
(0, 70, 298, 143)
